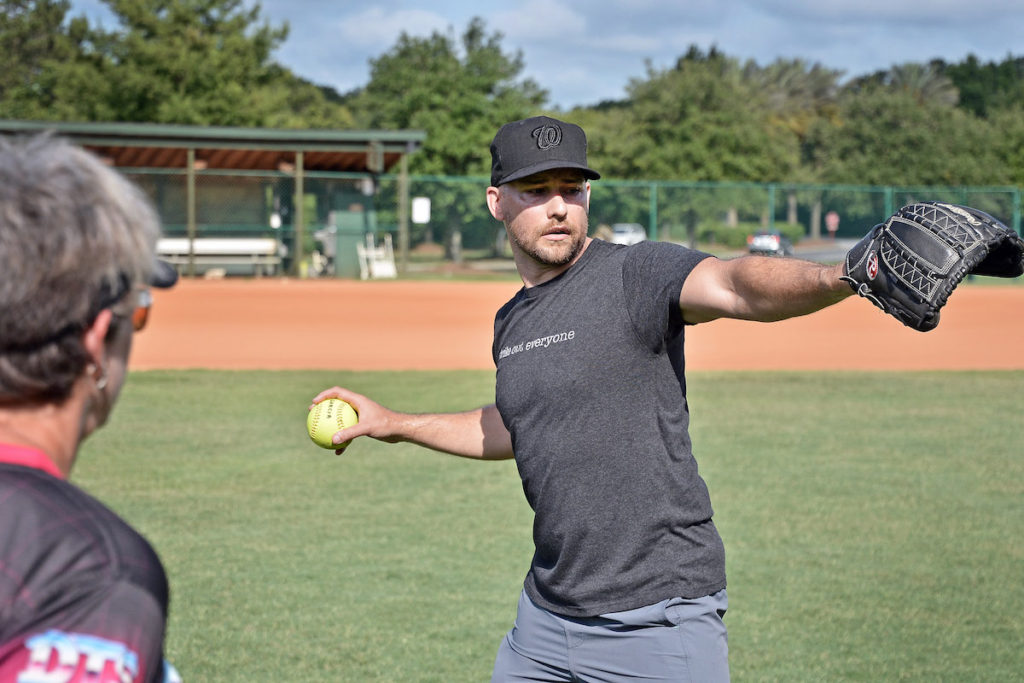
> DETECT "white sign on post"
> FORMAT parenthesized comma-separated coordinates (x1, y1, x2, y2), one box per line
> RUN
(412, 197, 431, 224)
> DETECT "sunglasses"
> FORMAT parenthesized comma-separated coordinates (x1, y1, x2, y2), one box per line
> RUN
(121, 289, 153, 332)
(99, 278, 152, 333)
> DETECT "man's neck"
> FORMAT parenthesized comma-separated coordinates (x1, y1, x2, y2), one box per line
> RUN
(515, 237, 593, 288)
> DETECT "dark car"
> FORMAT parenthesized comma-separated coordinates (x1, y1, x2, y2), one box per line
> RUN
(747, 230, 794, 257)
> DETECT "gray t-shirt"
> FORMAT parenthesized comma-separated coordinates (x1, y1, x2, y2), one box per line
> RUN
(492, 238, 726, 617)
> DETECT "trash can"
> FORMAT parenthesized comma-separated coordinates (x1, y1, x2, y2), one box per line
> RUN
(332, 228, 364, 278)
(331, 211, 367, 279)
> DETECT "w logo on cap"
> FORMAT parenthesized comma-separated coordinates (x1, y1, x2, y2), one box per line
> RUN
(532, 124, 562, 150)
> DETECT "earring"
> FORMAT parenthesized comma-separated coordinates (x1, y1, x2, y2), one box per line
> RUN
(87, 363, 108, 391)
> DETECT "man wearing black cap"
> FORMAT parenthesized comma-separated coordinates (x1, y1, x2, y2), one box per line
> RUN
(0, 134, 181, 682)
(313, 115, 854, 681)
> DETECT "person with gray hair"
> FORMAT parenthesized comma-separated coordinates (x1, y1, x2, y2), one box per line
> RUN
(0, 134, 181, 682)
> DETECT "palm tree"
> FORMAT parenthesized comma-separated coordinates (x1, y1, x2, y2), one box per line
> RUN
(886, 63, 959, 106)
(743, 58, 844, 139)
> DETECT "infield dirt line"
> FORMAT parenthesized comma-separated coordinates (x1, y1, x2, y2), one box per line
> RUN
(131, 280, 1024, 372)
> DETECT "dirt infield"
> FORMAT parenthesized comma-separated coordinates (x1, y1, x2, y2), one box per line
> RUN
(131, 279, 1024, 372)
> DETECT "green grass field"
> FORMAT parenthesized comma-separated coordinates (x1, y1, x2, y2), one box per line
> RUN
(75, 370, 1024, 682)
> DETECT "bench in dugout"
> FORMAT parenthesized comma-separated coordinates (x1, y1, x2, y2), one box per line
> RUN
(157, 237, 288, 276)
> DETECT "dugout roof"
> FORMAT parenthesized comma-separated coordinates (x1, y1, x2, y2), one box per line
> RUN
(0, 119, 425, 173)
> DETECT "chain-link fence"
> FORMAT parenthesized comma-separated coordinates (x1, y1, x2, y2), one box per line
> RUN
(122, 167, 1022, 276)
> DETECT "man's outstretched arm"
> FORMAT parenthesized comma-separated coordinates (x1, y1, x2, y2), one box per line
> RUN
(310, 386, 514, 460)
(679, 256, 852, 324)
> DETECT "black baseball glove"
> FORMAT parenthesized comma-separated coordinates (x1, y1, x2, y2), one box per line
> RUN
(841, 201, 1024, 331)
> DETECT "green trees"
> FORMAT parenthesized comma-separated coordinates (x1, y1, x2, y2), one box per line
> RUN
(3, 2, 1023, 250)
(578, 49, 1017, 189)
(943, 55, 1024, 117)
(742, 57, 843, 155)
(989, 105, 1024, 187)
(349, 18, 546, 254)
(597, 47, 799, 183)
(351, 17, 545, 177)
(1, 0, 106, 119)
(805, 89, 1004, 187)
(0, 0, 352, 126)
(577, 49, 842, 236)
(567, 48, 1022, 242)
(98, 0, 289, 125)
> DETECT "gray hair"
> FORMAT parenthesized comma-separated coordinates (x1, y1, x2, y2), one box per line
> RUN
(0, 134, 161, 403)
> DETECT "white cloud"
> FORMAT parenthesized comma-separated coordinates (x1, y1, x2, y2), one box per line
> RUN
(491, 0, 588, 42)
(64, 0, 1024, 109)
(334, 7, 453, 47)
(748, 0, 1024, 24)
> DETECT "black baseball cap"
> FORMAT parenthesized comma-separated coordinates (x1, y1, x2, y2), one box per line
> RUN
(490, 116, 600, 187)
(151, 258, 178, 288)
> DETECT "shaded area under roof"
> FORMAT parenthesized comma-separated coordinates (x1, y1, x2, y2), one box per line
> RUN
(0, 119, 427, 277)
(0, 119, 426, 173)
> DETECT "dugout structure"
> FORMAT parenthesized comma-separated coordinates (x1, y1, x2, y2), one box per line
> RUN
(0, 119, 425, 277)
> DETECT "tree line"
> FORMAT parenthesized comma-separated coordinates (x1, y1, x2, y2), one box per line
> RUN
(4, 0, 1024, 243)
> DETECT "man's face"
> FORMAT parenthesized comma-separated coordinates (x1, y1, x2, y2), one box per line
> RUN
(488, 169, 590, 271)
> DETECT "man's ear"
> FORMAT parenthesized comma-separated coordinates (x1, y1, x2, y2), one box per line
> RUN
(486, 185, 502, 221)
(82, 309, 113, 366)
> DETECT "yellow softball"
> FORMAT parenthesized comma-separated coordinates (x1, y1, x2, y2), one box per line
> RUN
(307, 398, 359, 450)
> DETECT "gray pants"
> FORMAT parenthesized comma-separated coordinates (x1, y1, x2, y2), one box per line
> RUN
(491, 589, 730, 682)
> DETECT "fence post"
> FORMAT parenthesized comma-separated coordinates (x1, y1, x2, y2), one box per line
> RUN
(186, 148, 196, 278)
(648, 182, 658, 239)
(397, 153, 410, 273)
(1012, 187, 1022, 236)
(294, 150, 304, 277)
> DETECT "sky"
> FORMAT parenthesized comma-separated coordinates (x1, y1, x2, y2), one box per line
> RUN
(67, 0, 1024, 110)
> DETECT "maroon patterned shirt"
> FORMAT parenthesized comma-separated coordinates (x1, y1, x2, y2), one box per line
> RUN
(0, 444, 179, 682)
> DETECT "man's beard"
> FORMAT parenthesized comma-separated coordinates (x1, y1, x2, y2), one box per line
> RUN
(508, 223, 588, 267)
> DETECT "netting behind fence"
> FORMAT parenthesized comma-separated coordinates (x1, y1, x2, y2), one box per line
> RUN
(122, 168, 1021, 274)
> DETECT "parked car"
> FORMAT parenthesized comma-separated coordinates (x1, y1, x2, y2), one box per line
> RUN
(747, 230, 794, 257)
(610, 223, 647, 245)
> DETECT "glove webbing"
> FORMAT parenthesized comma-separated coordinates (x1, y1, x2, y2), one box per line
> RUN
(879, 237, 946, 303)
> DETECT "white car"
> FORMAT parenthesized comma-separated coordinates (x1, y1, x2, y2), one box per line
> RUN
(747, 230, 794, 257)
(610, 223, 647, 245)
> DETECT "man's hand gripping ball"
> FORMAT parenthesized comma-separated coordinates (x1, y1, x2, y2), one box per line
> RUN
(307, 398, 359, 450)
